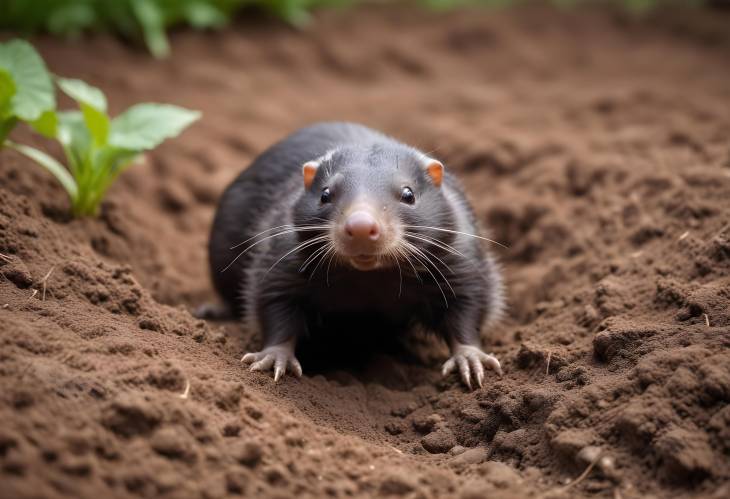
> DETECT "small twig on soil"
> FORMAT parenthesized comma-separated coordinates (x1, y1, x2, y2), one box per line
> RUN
(704, 314, 710, 327)
(179, 379, 191, 399)
(678, 231, 689, 241)
(545, 351, 552, 376)
(0, 252, 12, 263)
(41, 265, 55, 301)
(558, 449, 603, 493)
(389, 445, 403, 455)
(630, 250, 643, 259)
(28, 289, 38, 301)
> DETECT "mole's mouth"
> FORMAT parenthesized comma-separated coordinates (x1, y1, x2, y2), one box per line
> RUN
(353, 254, 376, 263)
(349, 254, 380, 270)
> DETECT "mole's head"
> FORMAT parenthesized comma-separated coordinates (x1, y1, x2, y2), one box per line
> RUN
(293, 144, 456, 272)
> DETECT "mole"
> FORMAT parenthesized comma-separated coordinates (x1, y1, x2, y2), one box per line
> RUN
(199, 122, 505, 389)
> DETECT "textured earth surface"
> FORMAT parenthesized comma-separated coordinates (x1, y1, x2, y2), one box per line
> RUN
(1, 5, 729, 499)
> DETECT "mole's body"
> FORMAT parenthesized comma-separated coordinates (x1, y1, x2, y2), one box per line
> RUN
(204, 122, 504, 388)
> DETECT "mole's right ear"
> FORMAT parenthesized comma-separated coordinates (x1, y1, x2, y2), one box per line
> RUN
(302, 161, 320, 189)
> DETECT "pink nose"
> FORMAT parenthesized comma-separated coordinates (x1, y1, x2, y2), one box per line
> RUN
(345, 211, 380, 241)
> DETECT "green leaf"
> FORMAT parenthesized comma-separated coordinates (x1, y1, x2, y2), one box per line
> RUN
(6, 141, 77, 200)
(57, 111, 89, 148)
(130, 0, 170, 59)
(183, 2, 228, 29)
(109, 103, 200, 151)
(0, 68, 16, 116)
(47, 3, 97, 36)
(0, 117, 17, 145)
(56, 77, 107, 112)
(622, 0, 658, 14)
(29, 110, 58, 139)
(81, 103, 110, 147)
(57, 110, 91, 170)
(0, 40, 55, 121)
(57, 78, 109, 147)
(96, 147, 140, 176)
(266, 0, 312, 26)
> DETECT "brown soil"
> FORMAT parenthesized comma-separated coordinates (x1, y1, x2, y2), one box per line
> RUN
(1, 5, 729, 499)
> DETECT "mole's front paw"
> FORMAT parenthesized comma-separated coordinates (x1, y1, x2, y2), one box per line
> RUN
(241, 343, 302, 382)
(442, 344, 502, 390)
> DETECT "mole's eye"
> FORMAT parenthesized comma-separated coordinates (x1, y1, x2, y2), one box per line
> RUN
(400, 186, 415, 205)
(320, 187, 332, 204)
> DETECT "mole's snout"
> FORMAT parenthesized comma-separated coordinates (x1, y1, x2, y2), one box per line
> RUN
(345, 211, 380, 241)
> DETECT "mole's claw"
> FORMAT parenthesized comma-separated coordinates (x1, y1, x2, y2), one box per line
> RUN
(241, 352, 257, 364)
(473, 361, 485, 389)
(482, 352, 502, 377)
(443, 344, 501, 389)
(250, 354, 275, 372)
(274, 356, 288, 382)
(289, 358, 303, 378)
(457, 356, 472, 390)
(241, 340, 302, 382)
(442, 357, 456, 376)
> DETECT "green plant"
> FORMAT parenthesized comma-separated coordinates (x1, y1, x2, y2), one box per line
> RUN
(0, 1, 709, 57)
(0, 40, 55, 144)
(0, 1, 353, 58)
(0, 39, 200, 216)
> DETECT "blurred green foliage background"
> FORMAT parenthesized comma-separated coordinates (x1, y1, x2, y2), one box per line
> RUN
(0, 0, 710, 57)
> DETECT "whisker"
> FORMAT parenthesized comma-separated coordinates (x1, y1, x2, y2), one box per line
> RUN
(229, 224, 294, 250)
(403, 232, 465, 258)
(403, 225, 508, 249)
(230, 224, 331, 250)
(404, 243, 449, 307)
(222, 225, 331, 273)
(390, 250, 403, 299)
(223, 230, 299, 273)
(266, 236, 329, 274)
(406, 242, 456, 299)
(417, 245, 455, 276)
(309, 244, 335, 282)
(405, 231, 491, 277)
(325, 251, 337, 287)
(396, 246, 422, 283)
(299, 243, 331, 273)
(301, 242, 334, 275)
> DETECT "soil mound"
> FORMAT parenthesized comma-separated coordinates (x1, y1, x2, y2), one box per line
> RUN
(1, 5, 729, 498)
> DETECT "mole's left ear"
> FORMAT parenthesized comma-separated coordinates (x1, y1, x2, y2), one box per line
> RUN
(422, 157, 444, 187)
(302, 160, 320, 190)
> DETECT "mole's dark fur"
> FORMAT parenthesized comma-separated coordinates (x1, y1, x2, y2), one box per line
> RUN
(205, 122, 504, 386)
